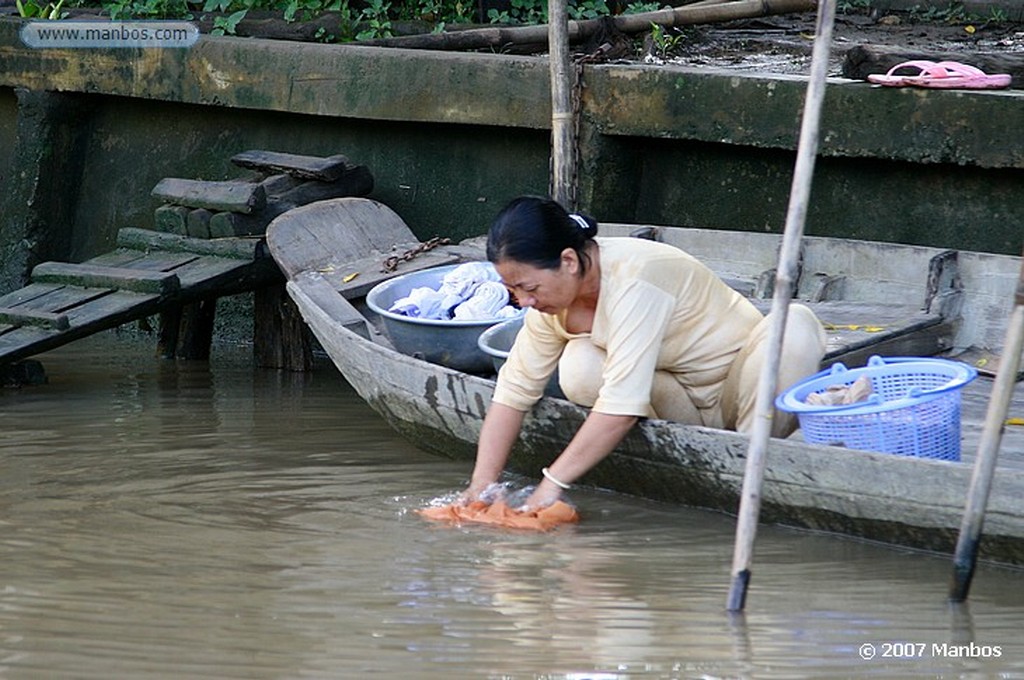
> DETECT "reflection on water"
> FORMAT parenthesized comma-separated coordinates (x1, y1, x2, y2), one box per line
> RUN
(1, 334, 1023, 679)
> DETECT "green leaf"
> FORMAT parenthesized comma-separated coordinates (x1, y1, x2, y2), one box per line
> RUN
(212, 7, 246, 33)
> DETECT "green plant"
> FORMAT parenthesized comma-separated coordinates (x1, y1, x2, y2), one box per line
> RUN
(909, 1, 970, 23)
(355, 0, 392, 39)
(837, 0, 871, 14)
(16, 0, 66, 19)
(987, 8, 1007, 22)
(211, 8, 246, 32)
(284, 0, 341, 22)
(488, 0, 545, 25)
(397, 0, 472, 24)
(568, 0, 609, 21)
(649, 21, 683, 58)
(625, 1, 659, 12)
(100, 0, 190, 20)
(490, 0, 663, 26)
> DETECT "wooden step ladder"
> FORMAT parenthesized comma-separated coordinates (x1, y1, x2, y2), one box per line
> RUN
(0, 150, 375, 383)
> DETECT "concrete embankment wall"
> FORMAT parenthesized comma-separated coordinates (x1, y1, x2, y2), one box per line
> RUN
(0, 16, 1021, 298)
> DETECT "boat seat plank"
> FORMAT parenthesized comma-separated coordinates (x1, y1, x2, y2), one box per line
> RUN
(750, 299, 947, 366)
(959, 378, 1024, 469)
(318, 249, 462, 300)
(266, 198, 420, 279)
(31, 262, 181, 295)
(292, 272, 372, 340)
(946, 347, 1023, 381)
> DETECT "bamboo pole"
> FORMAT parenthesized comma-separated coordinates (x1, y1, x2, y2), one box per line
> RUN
(548, 0, 575, 209)
(356, 0, 816, 50)
(725, 0, 836, 613)
(949, 248, 1024, 602)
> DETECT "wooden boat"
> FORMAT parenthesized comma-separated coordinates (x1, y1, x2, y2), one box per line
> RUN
(267, 197, 1024, 566)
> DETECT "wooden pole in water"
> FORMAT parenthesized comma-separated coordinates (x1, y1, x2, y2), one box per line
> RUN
(726, 0, 837, 613)
(548, 0, 575, 209)
(950, 248, 1024, 602)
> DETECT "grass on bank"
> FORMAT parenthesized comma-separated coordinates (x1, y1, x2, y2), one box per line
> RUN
(12, 0, 1013, 43)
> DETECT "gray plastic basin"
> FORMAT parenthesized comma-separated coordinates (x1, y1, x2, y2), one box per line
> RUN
(366, 263, 522, 374)
(478, 316, 564, 397)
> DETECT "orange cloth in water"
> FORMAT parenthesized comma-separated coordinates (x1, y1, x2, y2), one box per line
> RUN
(417, 499, 579, 531)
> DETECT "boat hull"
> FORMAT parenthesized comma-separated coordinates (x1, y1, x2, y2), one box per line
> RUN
(287, 277, 1024, 566)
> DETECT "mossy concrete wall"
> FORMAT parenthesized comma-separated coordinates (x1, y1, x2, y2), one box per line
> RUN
(0, 88, 15, 180)
(0, 16, 1021, 298)
(583, 67, 1023, 255)
(65, 98, 549, 261)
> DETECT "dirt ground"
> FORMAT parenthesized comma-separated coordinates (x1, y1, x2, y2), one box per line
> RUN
(646, 10, 1024, 76)
(4, 2, 1021, 81)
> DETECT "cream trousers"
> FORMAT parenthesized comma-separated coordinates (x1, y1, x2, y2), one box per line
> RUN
(557, 304, 826, 438)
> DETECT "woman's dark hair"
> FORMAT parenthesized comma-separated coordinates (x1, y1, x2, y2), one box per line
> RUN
(486, 196, 598, 273)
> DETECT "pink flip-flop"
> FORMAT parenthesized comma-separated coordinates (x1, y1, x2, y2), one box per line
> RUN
(867, 60, 1012, 90)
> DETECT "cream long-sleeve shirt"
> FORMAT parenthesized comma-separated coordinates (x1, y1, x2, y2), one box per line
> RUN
(492, 237, 763, 417)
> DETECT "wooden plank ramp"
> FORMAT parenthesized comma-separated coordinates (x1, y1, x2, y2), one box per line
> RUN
(0, 228, 280, 367)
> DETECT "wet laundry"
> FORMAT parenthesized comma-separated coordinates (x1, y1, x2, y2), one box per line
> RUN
(417, 499, 580, 531)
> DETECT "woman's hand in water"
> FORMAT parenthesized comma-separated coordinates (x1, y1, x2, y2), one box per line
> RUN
(459, 480, 503, 505)
(521, 478, 564, 511)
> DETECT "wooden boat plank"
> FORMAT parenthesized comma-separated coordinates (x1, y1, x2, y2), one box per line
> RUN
(317, 249, 462, 300)
(951, 347, 1024, 381)
(750, 298, 947, 365)
(289, 274, 373, 340)
(960, 379, 1024, 469)
(265, 198, 422, 279)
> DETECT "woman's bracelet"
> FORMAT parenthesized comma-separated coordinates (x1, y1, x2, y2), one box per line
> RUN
(541, 466, 571, 490)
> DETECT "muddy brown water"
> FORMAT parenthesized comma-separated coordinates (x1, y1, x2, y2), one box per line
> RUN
(2, 334, 1023, 679)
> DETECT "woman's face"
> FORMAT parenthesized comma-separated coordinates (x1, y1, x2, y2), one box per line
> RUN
(495, 248, 581, 315)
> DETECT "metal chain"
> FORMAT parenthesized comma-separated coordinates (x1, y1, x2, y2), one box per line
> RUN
(567, 58, 583, 212)
(381, 236, 451, 273)
(569, 42, 614, 212)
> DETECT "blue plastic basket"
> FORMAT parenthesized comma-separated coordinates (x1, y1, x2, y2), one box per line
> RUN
(776, 355, 978, 461)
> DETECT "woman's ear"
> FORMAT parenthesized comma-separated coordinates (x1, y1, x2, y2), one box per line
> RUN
(560, 247, 579, 274)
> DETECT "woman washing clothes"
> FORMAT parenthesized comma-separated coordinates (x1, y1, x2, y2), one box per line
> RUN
(464, 195, 827, 511)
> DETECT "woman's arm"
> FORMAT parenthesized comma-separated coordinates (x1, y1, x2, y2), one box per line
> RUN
(525, 411, 638, 508)
(465, 402, 527, 499)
